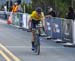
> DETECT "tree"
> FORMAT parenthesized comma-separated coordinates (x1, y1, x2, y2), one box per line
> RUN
(21, 0, 74, 17)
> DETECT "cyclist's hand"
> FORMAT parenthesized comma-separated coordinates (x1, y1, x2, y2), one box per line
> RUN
(46, 15, 52, 18)
(42, 23, 47, 32)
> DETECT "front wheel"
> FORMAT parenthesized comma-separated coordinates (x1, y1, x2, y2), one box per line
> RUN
(37, 45, 40, 55)
(35, 45, 40, 55)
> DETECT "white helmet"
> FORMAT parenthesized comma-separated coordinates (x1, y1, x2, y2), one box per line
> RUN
(49, 8, 53, 12)
(14, 2, 18, 5)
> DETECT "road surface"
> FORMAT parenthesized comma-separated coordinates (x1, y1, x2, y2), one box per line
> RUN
(0, 20, 75, 61)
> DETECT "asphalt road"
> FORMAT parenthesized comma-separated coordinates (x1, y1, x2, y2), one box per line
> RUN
(0, 20, 75, 61)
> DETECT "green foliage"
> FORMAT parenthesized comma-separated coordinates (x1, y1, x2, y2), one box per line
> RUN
(21, 2, 32, 13)
(55, 1, 68, 17)
(21, 0, 74, 18)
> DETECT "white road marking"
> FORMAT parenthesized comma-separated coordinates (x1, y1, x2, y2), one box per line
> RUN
(0, 43, 21, 61)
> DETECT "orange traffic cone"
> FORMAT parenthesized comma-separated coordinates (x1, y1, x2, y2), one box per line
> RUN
(7, 15, 12, 24)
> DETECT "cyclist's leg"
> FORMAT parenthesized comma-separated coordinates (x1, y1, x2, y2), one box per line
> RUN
(31, 21, 36, 50)
(31, 20, 40, 40)
(32, 30, 35, 50)
(37, 21, 41, 35)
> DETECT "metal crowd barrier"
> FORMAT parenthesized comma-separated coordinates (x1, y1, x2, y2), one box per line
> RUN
(12, 13, 22, 26)
(63, 19, 75, 46)
(0, 11, 10, 20)
(0, 11, 75, 47)
(0, 11, 30, 30)
(45, 17, 75, 47)
(10, 12, 30, 30)
(62, 19, 72, 42)
(45, 17, 63, 40)
(22, 13, 30, 29)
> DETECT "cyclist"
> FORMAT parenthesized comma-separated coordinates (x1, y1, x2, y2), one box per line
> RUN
(28, 7, 45, 51)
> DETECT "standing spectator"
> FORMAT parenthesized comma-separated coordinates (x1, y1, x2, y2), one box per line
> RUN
(46, 7, 56, 17)
(65, 7, 75, 34)
(46, 7, 56, 39)
(4, 4, 7, 12)
(12, 2, 19, 25)
(12, 2, 19, 13)
(18, 4, 23, 28)
(18, 4, 23, 12)
(4, 4, 7, 19)
(66, 7, 75, 20)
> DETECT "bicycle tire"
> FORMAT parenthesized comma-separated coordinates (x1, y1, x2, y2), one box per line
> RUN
(37, 45, 40, 55)
(34, 34, 40, 55)
(34, 44, 40, 55)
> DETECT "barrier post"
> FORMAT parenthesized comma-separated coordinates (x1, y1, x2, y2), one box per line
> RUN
(45, 17, 52, 39)
(22, 13, 27, 29)
(51, 18, 63, 42)
(22, 13, 30, 30)
(72, 20, 75, 45)
(18, 13, 23, 29)
(63, 19, 75, 47)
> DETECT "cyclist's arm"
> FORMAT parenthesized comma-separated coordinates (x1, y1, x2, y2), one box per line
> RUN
(46, 15, 52, 18)
(28, 11, 34, 27)
(41, 12, 45, 27)
(28, 17, 32, 29)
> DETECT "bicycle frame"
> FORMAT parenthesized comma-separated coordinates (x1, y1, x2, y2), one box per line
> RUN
(33, 25, 41, 55)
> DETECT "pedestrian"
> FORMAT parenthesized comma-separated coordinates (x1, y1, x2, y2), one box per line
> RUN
(66, 7, 75, 20)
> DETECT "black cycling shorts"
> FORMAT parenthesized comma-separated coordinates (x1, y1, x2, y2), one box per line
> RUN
(31, 19, 40, 29)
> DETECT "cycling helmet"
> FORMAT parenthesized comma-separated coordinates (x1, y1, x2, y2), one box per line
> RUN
(36, 7, 42, 14)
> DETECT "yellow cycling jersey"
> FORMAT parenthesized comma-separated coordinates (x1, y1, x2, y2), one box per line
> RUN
(30, 11, 44, 21)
